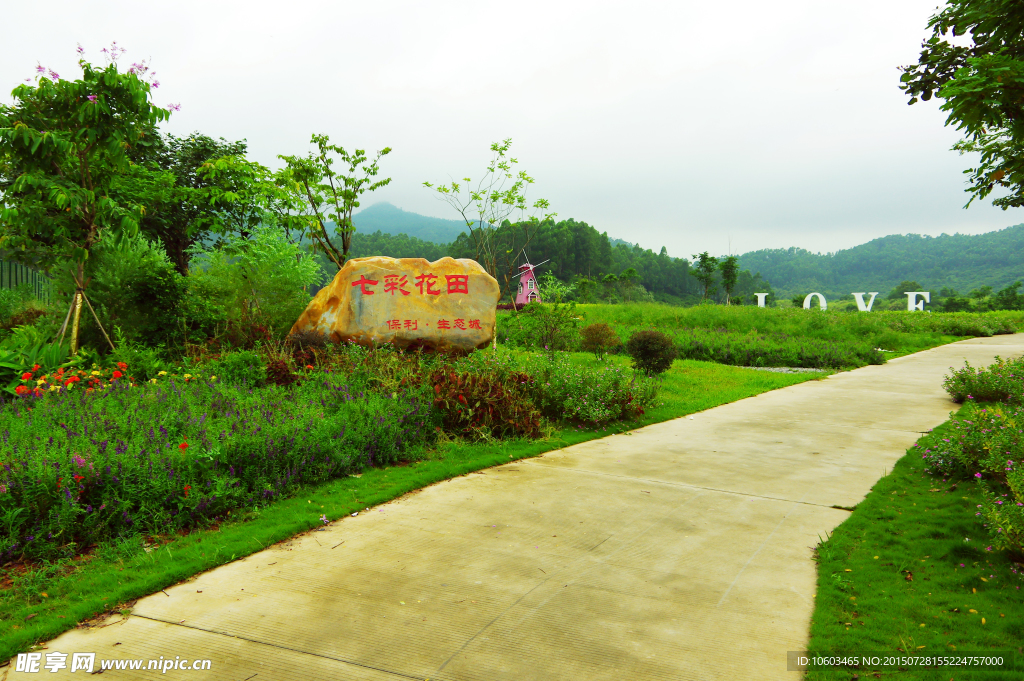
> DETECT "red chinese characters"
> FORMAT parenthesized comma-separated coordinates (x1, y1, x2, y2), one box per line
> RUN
(414, 273, 442, 295)
(384, 275, 410, 296)
(404, 319, 418, 330)
(436, 319, 481, 330)
(385, 319, 402, 330)
(351, 275, 378, 295)
(445, 274, 469, 294)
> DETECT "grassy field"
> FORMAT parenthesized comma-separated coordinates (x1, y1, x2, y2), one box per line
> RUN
(0, 354, 825, 661)
(499, 303, 1024, 369)
(806, 409, 1024, 680)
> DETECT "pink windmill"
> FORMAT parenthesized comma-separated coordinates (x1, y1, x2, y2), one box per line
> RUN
(514, 259, 548, 307)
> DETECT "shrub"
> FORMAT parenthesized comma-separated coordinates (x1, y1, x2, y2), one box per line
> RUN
(626, 330, 677, 376)
(580, 323, 620, 359)
(430, 369, 541, 439)
(675, 327, 884, 369)
(207, 350, 266, 388)
(287, 329, 331, 366)
(943, 356, 1024, 403)
(265, 359, 299, 387)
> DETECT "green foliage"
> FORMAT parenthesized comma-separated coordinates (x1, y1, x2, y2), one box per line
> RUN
(52, 230, 187, 349)
(0, 375, 431, 564)
(580, 322, 620, 359)
(626, 330, 677, 376)
(0, 53, 170, 277)
(188, 224, 323, 338)
(886, 280, 923, 300)
(504, 302, 581, 352)
(429, 368, 541, 439)
(676, 327, 884, 369)
(348, 229, 449, 261)
(690, 252, 719, 301)
(207, 350, 265, 388)
(719, 255, 739, 304)
(943, 356, 1024, 404)
(900, 0, 1024, 210)
(279, 134, 392, 270)
(739, 226, 1024, 300)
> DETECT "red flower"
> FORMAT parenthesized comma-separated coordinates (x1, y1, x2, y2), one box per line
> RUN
(116, 362, 127, 370)
(15, 385, 28, 395)
(73, 474, 84, 482)
(306, 365, 314, 370)
(183, 484, 192, 497)
(31, 364, 40, 371)
(20, 372, 32, 381)
(179, 439, 188, 450)
(112, 370, 123, 379)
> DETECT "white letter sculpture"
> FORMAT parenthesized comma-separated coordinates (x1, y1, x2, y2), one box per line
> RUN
(754, 293, 769, 308)
(803, 293, 827, 310)
(905, 291, 930, 312)
(852, 292, 879, 312)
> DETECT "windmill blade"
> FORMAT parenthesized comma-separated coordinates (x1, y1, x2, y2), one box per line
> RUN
(533, 259, 550, 268)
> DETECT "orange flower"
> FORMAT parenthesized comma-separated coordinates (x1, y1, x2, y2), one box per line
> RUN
(31, 364, 40, 371)
(15, 385, 28, 395)
(112, 370, 123, 379)
(20, 372, 32, 381)
(116, 362, 127, 370)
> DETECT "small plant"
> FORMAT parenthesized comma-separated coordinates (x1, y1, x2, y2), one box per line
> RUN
(265, 359, 299, 387)
(625, 330, 677, 376)
(580, 323, 619, 360)
(208, 350, 266, 388)
(430, 369, 541, 439)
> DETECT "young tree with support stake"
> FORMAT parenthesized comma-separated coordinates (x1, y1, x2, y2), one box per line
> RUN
(0, 47, 171, 353)
(719, 255, 739, 305)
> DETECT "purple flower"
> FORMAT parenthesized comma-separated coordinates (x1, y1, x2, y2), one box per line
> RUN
(320, 514, 328, 525)
(975, 473, 982, 478)
(167, 103, 181, 112)
(76, 44, 85, 55)
(87, 95, 97, 102)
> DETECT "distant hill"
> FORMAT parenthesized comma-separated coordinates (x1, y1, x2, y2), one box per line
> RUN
(738, 225, 1024, 298)
(352, 202, 468, 244)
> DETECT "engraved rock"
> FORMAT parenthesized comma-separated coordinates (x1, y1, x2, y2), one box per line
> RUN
(289, 256, 500, 351)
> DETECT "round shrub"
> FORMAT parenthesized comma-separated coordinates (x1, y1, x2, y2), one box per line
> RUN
(580, 322, 620, 359)
(626, 330, 677, 376)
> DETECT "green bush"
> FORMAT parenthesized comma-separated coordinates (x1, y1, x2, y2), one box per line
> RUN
(943, 356, 1024, 403)
(580, 322, 620, 359)
(51, 231, 188, 349)
(207, 350, 266, 388)
(626, 330, 677, 376)
(188, 225, 323, 339)
(675, 327, 884, 368)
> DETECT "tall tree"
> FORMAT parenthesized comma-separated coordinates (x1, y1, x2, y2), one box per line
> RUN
(0, 50, 170, 351)
(691, 252, 719, 301)
(900, 0, 1024, 209)
(719, 255, 739, 304)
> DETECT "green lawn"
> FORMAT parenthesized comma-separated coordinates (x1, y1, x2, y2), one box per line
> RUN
(0, 353, 825, 661)
(806, 407, 1024, 680)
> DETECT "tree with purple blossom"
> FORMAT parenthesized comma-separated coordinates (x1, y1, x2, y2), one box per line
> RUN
(0, 45, 171, 353)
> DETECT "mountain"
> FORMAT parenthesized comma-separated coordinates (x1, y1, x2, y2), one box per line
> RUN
(738, 225, 1024, 298)
(352, 202, 468, 244)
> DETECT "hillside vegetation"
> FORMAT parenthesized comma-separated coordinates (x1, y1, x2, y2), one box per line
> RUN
(739, 225, 1024, 298)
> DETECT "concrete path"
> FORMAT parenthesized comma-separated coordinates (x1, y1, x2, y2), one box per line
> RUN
(13, 335, 1024, 680)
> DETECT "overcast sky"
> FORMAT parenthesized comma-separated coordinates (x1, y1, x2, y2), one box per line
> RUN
(3, 0, 1019, 258)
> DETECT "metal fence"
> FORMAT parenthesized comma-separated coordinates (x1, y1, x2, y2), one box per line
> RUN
(0, 260, 52, 304)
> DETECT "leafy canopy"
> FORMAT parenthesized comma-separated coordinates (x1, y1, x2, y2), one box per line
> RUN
(900, 0, 1024, 208)
(0, 55, 170, 274)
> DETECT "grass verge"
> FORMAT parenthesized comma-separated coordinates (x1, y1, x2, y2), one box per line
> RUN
(0, 356, 824, 660)
(807, 405, 1024, 680)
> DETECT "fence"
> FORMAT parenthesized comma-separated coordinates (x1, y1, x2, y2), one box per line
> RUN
(0, 260, 52, 304)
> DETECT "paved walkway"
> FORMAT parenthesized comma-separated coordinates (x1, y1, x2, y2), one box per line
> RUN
(13, 335, 1024, 680)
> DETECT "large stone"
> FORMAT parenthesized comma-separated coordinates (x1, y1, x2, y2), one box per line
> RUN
(290, 256, 500, 351)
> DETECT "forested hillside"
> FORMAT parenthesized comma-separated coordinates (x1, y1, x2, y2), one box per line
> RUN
(346, 217, 771, 304)
(739, 225, 1024, 297)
